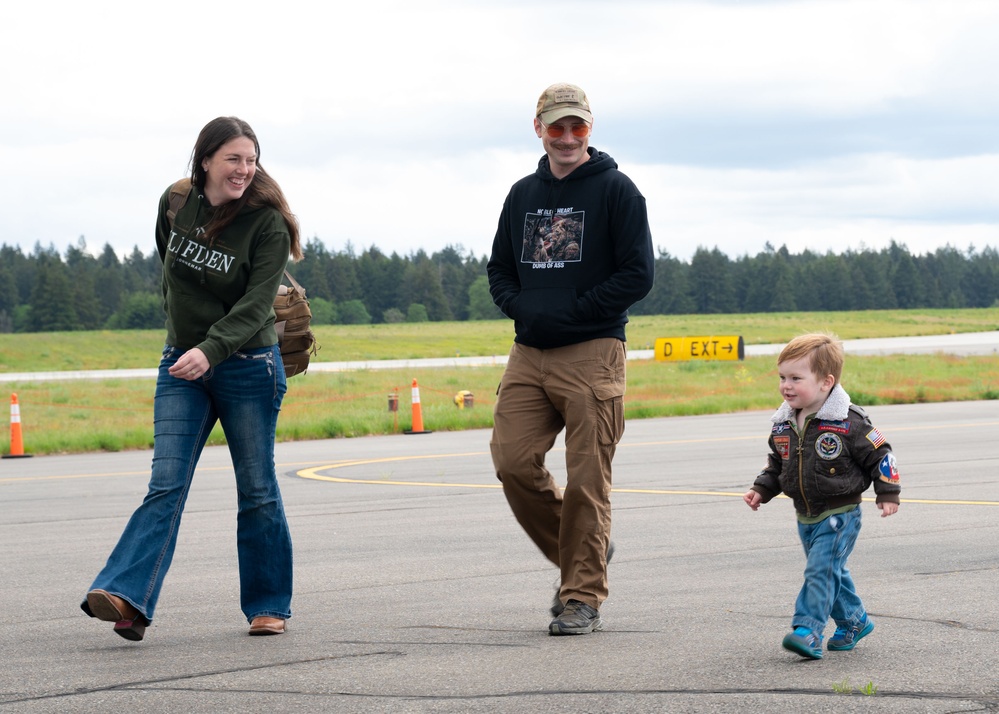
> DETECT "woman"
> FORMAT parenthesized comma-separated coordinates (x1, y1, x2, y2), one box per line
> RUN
(81, 117, 302, 640)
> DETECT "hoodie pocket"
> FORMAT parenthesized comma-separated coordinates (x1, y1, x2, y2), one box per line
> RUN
(515, 287, 579, 343)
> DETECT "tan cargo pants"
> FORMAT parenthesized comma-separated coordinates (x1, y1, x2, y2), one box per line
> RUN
(490, 338, 626, 610)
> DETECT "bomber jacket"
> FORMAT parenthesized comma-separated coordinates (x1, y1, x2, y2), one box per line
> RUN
(487, 147, 654, 349)
(155, 181, 291, 368)
(751, 385, 901, 519)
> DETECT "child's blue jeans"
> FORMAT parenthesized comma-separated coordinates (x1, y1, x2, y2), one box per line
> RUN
(792, 506, 866, 636)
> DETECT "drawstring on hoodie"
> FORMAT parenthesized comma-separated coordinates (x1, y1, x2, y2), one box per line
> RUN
(172, 191, 215, 286)
(196, 194, 209, 285)
(530, 177, 567, 257)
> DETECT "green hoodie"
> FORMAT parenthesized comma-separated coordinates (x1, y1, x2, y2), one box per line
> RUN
(155, 182, 291, 367)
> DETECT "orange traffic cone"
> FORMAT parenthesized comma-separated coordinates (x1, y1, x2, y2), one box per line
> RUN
(3, 393, 32, 459)
(404, 379, 432, 435)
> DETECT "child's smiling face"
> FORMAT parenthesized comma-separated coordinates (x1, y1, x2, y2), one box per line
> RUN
(778, 355, 835, 415)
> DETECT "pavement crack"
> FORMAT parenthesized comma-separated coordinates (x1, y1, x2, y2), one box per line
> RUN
(68, 686, 999, 706)
(726, 609, 998, 633)
(341, 636, 532, 646)
(7, 684, 996, 707)
(872, 612, 999, 633)
(916, 565, 999, 576)
(0, 650, 402, 706)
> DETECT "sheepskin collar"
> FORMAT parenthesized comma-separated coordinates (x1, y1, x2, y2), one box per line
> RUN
(771, 384, 852, 424)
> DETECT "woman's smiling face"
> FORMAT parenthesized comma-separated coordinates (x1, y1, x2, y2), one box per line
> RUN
(201, 136, 257, 206)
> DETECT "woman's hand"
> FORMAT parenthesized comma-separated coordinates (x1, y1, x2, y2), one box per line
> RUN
(168, 348, 210, 381)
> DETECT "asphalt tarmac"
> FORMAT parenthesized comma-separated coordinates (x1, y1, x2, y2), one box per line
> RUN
(1, 398, 997, 713)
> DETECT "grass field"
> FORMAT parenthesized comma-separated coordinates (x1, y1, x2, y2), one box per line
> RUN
(1, 309, 997, 455)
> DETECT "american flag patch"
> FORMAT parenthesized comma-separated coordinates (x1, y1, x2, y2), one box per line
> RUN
(866, 428, 886, 448)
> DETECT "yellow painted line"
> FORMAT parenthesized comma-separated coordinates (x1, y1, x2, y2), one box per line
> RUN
(7, 418, 998, 503)
(621, 420, 999, 449)
(614, 490, 999, 506)
(298, 452, 491, 488)
(18, 418, 996, 484)
(300, 472, 501, 489)
(297, 462, 999, 506)
(0, 470, 150, 483)
(0, 460, 333, 484)
(615, 489, 759, 496)
(890, 498, 999, 506)
(300, 453, 485, 471)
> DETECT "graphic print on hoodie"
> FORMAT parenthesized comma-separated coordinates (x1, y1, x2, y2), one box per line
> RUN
(521, 210, 584, 264)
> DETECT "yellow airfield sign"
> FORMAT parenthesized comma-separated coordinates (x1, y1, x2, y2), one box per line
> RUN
(654, 336, 744, 362)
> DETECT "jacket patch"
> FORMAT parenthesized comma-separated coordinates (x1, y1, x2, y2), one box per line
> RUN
(772, 422, 790, 435)
(815, 433, 843, 460)
(866, 428, 886, 448)
(878, 453, 900, 483)
(773, 435, 791, 459)
(818, 419, 850, 435)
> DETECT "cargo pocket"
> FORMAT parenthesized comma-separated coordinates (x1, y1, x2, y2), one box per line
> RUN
(590, 379, 625, 446)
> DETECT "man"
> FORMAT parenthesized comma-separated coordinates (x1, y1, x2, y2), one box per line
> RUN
(487, 83, 655, 635)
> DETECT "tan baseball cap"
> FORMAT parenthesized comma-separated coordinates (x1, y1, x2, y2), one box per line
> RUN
(536, 83, 593, 124)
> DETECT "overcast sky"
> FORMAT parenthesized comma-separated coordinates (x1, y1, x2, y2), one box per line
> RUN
(2, 0, 997, 263)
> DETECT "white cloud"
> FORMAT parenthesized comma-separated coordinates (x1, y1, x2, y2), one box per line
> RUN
(630, 151, 999, 258)
(276, 148, 535, 257)
(1, 0, 997, 264)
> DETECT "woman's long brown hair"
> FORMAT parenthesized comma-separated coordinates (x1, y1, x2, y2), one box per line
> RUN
(189, 116, 302, 260)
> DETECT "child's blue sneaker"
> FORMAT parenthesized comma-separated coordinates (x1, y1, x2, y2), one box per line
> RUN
(782, 626, 823, 659)
(827, 615, 874, 651)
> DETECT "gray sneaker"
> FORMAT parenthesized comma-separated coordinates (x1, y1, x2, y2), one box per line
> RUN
(827, 616, 874, 651)
(549, 599, 604, 635)
(550, 541, 615, 617)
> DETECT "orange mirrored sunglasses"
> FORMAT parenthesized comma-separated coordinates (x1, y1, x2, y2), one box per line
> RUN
(540, 121, 591, 139)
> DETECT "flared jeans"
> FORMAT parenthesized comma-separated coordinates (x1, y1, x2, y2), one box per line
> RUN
(83, 344, 292, 624)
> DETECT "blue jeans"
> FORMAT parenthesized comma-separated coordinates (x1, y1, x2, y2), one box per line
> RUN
(84, 344, 292, 624)
(793, 506, 866, 635)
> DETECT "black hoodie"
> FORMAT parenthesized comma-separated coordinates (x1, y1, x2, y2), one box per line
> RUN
(487, 148, 654, 349)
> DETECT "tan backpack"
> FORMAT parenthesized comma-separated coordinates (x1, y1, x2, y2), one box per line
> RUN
(166, 179, 317, 378)
(272, 271, 317, 377)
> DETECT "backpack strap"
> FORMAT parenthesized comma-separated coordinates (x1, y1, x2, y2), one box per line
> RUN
(166, 178, 193, 228)
(283, 269, 305, 294)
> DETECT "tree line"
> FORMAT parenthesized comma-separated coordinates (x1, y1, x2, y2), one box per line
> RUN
(1, 237, 997, 333)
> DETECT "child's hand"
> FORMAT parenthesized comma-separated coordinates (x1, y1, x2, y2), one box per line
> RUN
(878, 501, 899, 517)
(744, 490, 762, 510)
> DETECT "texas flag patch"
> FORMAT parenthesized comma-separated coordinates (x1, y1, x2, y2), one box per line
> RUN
(866, 428, 886, 448)
(878, 453, 900, 484)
